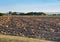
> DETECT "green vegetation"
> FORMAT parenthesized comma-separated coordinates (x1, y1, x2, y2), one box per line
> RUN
(19, 12, 46, 16)
(0, 13, 5, 16)
(0, 34, 52, 42)
(0, 11, 60, 16)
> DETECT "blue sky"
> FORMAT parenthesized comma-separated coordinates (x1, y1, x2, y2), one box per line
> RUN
(0, 0, 60, 12)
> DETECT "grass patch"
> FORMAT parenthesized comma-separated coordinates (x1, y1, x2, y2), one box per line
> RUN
(0, 34, 53, 42)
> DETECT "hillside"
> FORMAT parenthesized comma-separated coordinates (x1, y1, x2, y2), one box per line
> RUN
(0, 34, 53, 42)
(0, 16, 60, 41)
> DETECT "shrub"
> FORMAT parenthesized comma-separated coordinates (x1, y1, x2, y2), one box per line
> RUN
(0, 13, 5, 16)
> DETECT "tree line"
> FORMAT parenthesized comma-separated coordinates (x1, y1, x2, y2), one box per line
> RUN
(0, 11, 60, 16)
(8, 12, 46, 16)
(0, 12, 46, 16)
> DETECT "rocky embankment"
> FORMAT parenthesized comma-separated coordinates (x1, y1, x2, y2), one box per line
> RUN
(0, 16, 60, 41)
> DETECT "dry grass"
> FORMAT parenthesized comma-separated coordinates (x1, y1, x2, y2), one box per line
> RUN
(0, 35, 53, 42)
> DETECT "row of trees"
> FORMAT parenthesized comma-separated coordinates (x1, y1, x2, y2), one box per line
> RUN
(0, 13, 5, 16)
(0, 11, 60, 16)
(8, 12, 46, 16)
(51, 14, 60, 16)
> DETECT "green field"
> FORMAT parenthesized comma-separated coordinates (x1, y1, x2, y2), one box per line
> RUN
(0, 35, 53, 42)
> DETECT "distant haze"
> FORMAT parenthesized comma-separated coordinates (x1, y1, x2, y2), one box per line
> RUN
(45, 12, 60, 14)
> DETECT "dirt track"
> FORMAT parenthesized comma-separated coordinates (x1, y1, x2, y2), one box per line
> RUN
(0, 16, 60, 41)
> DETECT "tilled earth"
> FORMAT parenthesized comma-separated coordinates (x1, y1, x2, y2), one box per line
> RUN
(0, 16, 60, 41)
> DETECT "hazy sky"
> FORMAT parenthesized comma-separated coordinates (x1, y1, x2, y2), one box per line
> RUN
(0, 0, 60, 12)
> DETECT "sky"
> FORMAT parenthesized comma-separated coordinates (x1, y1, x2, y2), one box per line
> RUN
(0, 0, 60, 13)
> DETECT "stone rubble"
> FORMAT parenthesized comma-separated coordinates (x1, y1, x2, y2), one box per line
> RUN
(0, 16, 60, 41)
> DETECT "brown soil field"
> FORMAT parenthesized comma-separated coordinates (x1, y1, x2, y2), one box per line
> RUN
(0, 16, 60, 41)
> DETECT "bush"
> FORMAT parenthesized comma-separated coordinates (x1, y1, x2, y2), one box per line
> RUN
(12, 12, 17, 15)
(0, 13, 5, 16)
(19, 12, 46, 16)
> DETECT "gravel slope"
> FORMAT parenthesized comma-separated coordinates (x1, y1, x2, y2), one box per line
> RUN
(0, 16, 60, 41)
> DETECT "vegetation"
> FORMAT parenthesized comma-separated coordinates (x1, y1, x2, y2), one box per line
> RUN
(19, 12, 46, 16)
(0, 34, 52, 42)
(0, 13, 5, 16)
(12, 12, 47, 16)
(0, 11, 60, 16)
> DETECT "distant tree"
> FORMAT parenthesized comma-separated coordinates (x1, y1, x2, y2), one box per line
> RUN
(52, 14, 56, 16)
(57, 14, 60, 16)
(38, 12, 46, 15)
(26, 12, 34, 15)
(0, 13, 5, 16)
(19, 13, 25, 15)
(12, 12, 17, 15)
(8, 11, 12, 15)
(9, 11, 12, 14)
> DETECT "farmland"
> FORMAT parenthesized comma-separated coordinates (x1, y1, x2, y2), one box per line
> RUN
(0, 16, 60, 41)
